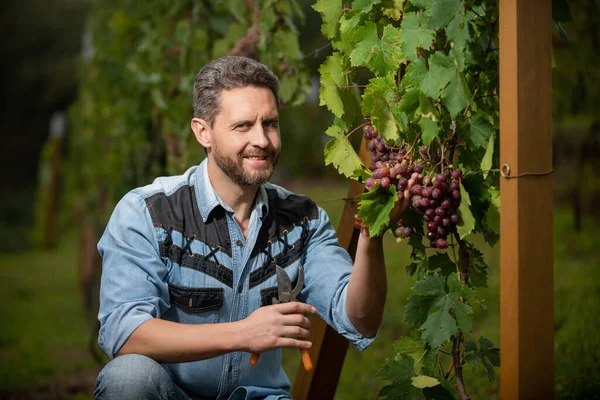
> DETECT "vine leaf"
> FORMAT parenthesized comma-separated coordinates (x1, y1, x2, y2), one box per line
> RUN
(470, 114, 494, 148)
(340, 0, 382, 41)
(441, 71, 471, 116)
(400, 13, 435, 62)
(446, 11, 473, 54)
(428, 0, 464, 30)
(357, 184, 398, 237)
(319, 52, 361, 120)
(378, 354, 425, 400)
(427, 253, 456, 276)
(416, 273, 473, 348)
(419, 117, 439, 146)
(392, 336, 429, 373)
(412, 375, 440, 389)
(465, 337, 500, 382)
(362, 76, 399, 141)
(457, 181, 475, 239)
(382, 0, 405, 20)
(481, 134, 495, 178)
(312, 0, 342, 39)
(352, 22, 405, 77)
(323, 125, 364, 179)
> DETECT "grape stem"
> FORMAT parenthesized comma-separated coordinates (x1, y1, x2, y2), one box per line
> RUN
(346, 121, 371, 139)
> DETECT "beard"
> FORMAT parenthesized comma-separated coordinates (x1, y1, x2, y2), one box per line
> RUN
(212, 145, 279, 187)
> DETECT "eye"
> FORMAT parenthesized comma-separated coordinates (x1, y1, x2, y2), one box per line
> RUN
(235, 123, 250, 130)
(265, 120, 279, 128)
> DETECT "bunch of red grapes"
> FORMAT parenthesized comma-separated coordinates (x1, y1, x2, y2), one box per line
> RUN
(354, 124, 463, 250)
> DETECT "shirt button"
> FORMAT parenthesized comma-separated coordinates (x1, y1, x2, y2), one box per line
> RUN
(235, 240, 243, 246)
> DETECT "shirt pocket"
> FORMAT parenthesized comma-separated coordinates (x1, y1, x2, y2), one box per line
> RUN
(168, 284, 224, 323)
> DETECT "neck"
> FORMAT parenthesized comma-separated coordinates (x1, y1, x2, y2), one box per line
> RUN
(206, 158, 259, 237)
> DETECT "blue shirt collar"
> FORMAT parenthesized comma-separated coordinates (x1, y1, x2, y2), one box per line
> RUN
(193, 158, 269, 223)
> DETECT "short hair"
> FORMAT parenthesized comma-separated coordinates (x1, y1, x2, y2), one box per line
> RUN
(192, 56, 280, 126)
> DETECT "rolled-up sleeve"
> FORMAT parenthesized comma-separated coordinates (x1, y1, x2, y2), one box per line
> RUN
(301, 207, 375, 351)
(97, 192, 170, 359)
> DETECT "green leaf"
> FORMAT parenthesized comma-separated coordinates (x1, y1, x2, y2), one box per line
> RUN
(413, 272, 445, 296)
(465, 336, 500, 382)
(481, 134, 495, 179)
(441, 71, 471, 116)
(470, 114, 494, 148)
(420, 52, 455, 98)
(405, 294, 437, 326)
(419, 117, 439, 146)
(469, 247, 489, 288)
(382, 0, 405, 20)
(420, 296, 457, 347)
(457, 181, 475, 239)
(378, 355, 425, 400)
(400, 13, 435, 62)
(357, 184, 398, 237)
(352, 23, 405, 76)
(392, 336, 431, 373)
(397, 88, 421, 120)
(323, 125, 364, 178)
(428, 0, 463, 30)
(351, 22, 380, 66)
(446, 12, 473, 54)
(313, 0, 342, 39)
(319, 52, 361, 120)
(427, 253, 456, 276)
(412, 375, 440, 389)
(362, 76, 399, 141)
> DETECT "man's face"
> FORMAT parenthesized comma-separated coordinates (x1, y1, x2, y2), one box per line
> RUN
(206, 86, 281, 187)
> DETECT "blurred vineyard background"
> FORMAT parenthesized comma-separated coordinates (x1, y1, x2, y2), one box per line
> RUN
(1, 0, 599, 399)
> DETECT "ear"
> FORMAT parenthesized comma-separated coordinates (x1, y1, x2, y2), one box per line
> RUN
(191, 118, 212, 149)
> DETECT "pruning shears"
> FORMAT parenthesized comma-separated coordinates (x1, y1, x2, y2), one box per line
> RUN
(249, 264, 313, 371)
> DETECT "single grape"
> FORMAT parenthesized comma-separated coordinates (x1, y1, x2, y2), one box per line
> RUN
(452, 190, 460, 199)
(450, 181, 459, 191)
(365, 178, 375, 188)
(436, 173, 446, 183)
(435, 207, 446, 217)
(432, 188, 442, 199)
(410, 185, 423, 195)
(420, 198, 430, 208)
(441, 199, 451, 210)
(381, 176, 391, 188)
(425, 209, 435, 219)
(436, 238, 448, 249)
(402, 227, 412, 237)
(437, 226, 446, 236)
(427, 221, 437, 232)
(433, 215, 442, 224)
(422, 187, 432, 198)
(442, 218, 451, 227)
(430, 240, 438, 248)
(427, 231, 438, 240)
(450, 214, 461, 223)
(452, 168, 462, 180)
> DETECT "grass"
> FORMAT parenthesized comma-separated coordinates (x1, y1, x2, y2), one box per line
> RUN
(0, 179, 598, 399)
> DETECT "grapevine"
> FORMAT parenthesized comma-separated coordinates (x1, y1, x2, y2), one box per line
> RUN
(314, 0, 501, 398)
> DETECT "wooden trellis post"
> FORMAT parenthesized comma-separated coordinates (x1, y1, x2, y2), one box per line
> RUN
(293, 1, 555, 397)
(499, 0, 554, 398)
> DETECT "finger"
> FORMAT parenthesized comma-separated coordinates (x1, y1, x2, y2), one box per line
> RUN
(276, 302, 316, 315)
(280, 325, 311, 339)
(276, 337, 312, 350)
(281, 314, 311, 329)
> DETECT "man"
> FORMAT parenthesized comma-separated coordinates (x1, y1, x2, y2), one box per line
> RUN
(94, 56, 417, 400)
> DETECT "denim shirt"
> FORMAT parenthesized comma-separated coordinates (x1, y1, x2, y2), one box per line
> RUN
(97, 159, 375, 399)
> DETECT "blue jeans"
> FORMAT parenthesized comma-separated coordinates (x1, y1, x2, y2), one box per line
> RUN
(94, 354, 291, 400)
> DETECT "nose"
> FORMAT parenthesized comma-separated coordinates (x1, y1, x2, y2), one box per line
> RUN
(250, 124, 270, 149)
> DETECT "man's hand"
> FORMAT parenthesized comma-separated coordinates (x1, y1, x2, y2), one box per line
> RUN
(238, 302, 316, 353)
